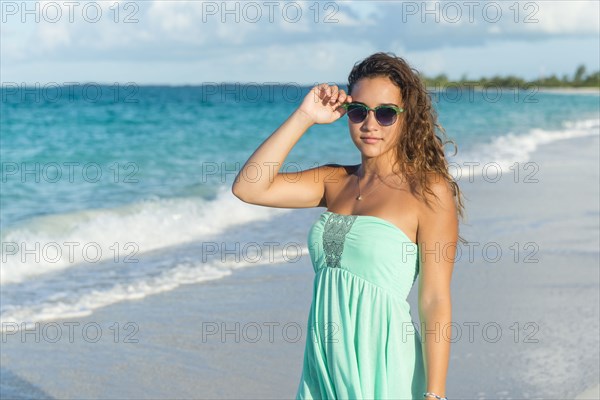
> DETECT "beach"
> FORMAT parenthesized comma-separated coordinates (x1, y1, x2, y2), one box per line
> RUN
(2, 129, 599, 399)
(1, 84, 599, 400)
(2, 0, 599, 397)
(536, 87, 600, 95)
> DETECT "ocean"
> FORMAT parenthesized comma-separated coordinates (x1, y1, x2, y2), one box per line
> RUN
(1, 84, 599, 331)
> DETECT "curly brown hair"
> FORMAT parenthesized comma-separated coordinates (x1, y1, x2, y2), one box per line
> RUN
(347, 52, 467, 243)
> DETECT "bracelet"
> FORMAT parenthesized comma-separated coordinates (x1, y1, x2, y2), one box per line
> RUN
(423, 392, 448, 400)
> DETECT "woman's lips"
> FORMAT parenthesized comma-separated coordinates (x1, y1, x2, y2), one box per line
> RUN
(361, 137, 382, 144)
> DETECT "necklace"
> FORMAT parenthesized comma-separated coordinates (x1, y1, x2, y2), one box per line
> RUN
(355, 170, 397, 201)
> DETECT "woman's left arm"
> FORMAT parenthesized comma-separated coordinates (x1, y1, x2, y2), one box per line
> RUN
(417, 176, 459, 398)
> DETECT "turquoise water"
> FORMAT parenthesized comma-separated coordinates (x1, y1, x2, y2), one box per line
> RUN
(2, 85, 599, 228)
(0, 84, 598, 326)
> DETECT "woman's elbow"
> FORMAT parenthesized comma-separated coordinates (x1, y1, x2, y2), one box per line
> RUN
(419, 295, 452, 313)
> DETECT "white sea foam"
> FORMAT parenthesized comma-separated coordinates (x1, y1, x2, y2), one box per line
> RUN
(451, 117, 600, 180)
(0, 243, 309, 331)
(3, 117, 598, 331)
(0, 185, 290, 285)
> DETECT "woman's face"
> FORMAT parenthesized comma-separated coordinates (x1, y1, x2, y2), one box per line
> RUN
(347, 76, 404, 158)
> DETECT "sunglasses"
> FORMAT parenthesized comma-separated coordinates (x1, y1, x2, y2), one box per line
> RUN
(341, 103, 404, 126)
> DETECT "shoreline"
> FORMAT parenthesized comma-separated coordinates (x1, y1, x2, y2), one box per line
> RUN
(2, 83, 598, 93)
(424, 85, 600, 94)
(1, 133, 598, 399)
(576, 384, 600, 399)
(536, 86, 600, 94)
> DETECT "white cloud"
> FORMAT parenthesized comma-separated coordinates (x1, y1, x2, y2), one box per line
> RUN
(324, 1, 378, 27)
(149, 1, 194, 33)
(1, 0, 597, 84)
(4, 0, 598, 64)
(36, 22, 71, 50)
(524, 2, 599, 34)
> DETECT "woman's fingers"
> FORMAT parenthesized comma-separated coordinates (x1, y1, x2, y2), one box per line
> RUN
(303, 83, 353, 123)
(319, 83, 331, 95)
(337, 89, 347, 104)
(322, 84, 342, 106)
(328, 85, 338, 103)
(313, 83, 328, 98)
(313, 83, 351, 116)
(316, 83, 338, 100)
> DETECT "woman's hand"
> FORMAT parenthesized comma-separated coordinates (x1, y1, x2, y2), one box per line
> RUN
(297, 83, 353, 125)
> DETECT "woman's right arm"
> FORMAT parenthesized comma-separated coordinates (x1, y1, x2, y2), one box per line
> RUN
(231, 83, 351, 209)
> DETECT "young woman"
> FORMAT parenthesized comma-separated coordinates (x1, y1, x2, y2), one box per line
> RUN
(232, 52, 464, 400)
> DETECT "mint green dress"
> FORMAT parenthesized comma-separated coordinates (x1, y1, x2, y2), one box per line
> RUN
(296, 211, 426, 400)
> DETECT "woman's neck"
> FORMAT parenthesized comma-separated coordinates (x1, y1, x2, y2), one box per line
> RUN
(356, 160, 399, 179)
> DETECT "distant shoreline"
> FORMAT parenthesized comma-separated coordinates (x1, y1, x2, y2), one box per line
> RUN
(425, 85, 600, 94)
(536, 87, 600, 94)
(1, 83, 600, 91)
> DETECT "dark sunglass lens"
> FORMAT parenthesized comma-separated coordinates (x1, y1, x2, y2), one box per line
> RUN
(346, 105, 367, 123)
(376, 107, 397, 126)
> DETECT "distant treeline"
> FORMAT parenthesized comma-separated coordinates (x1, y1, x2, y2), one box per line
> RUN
(421, 64, 600, 88)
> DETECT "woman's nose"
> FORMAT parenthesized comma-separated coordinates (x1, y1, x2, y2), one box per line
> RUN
(363, 109, 379, 129)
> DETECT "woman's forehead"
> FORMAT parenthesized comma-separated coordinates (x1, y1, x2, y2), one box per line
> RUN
(351, 77, 402, 103)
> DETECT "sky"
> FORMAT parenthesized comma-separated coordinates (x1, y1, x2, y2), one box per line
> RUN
(1, 0, 599, 85)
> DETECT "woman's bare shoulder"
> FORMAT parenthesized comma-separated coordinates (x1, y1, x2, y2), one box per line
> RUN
(418, 171, 457, 210)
